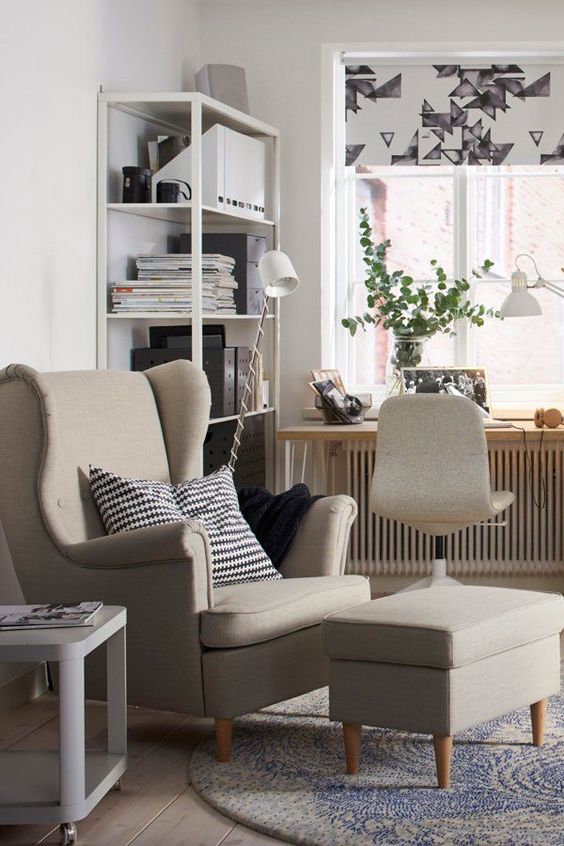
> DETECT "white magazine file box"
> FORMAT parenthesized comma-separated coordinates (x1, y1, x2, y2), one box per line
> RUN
(151, 125, 266, 221)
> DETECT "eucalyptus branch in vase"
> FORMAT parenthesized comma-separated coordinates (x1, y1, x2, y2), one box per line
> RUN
(342, 208, 501, 395)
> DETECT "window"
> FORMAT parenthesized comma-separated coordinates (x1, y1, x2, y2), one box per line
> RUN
(331, 53, 564, 404)
(342, 164, 564, 396)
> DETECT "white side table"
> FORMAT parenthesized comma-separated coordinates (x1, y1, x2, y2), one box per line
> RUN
(0, 606, 127, 845)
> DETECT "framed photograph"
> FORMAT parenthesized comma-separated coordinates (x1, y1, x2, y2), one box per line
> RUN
(400, 367, 492, 418)
(311, 368, 346, 394)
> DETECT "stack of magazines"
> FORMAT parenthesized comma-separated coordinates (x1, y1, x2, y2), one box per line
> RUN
(0, 602, 103, 631)
(110, 254, 238, 314)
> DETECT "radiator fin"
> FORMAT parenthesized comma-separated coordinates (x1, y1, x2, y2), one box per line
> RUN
(347, 442, 563, 576)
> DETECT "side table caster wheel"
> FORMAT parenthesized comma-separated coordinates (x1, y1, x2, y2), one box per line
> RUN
(59, 822, 77, 845)
(113, 777, 123, 791)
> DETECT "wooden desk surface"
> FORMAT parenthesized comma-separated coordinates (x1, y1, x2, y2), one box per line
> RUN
(277, 420, 564, 442)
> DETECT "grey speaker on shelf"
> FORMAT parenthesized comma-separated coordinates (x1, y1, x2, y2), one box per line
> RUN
(195, 64, 249, 113)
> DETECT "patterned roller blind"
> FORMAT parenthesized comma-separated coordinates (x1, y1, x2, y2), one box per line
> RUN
(345, 62, 563, 167)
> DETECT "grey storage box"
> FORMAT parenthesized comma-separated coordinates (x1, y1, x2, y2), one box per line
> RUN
(180, 233, 267, 314)
(195, 64, 249, 114)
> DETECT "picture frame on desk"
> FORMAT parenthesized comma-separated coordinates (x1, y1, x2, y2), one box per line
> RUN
(401, 366, 493, 418)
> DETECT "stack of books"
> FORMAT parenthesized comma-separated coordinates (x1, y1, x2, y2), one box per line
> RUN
(110, 254, 238, 314)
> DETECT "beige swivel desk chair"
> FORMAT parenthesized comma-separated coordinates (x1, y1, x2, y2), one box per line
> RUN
(371, 394, 515, 590)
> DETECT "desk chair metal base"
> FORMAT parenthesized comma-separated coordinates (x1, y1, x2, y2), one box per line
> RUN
(402, 537, 462, 592)
(402, 559, 462, 591)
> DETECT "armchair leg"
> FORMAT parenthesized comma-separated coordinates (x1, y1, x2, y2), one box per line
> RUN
(215, 718, 232, 763)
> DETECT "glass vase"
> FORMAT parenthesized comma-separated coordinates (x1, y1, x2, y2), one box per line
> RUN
(386, 334, 429, 397)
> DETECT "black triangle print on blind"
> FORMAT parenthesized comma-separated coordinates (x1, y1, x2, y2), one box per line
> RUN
(391, 131, 419, 165)
(345, 145, 365, 166)
(423, 142, 442, 161)
(366, 74, 402, 100)
(529, 131, 544, 147)
(515, 72, 551, 99)
(541, 133, 564, 164)
(380, 132, 394, 148)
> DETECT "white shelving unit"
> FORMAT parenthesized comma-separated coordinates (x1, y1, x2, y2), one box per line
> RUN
(97, 92, 280, 485)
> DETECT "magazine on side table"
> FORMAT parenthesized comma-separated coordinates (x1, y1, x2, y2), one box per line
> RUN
(0, 602, 103, 631)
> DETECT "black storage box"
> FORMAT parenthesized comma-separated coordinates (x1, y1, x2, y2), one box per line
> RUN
(132, 347, 236, 418)
(149, 324, 225, 350)
(180, 233, 267, 314)
(204, 414, 266, 489)
(235, 347, 250, 408)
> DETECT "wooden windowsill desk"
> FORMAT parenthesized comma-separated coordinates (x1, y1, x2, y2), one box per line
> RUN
(277, 420, 564, 443)
(276, 420, 564, 491)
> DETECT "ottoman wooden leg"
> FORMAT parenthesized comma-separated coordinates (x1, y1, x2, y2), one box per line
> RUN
(343, 722, 361, 774)
(530, 699, 547, 747)
(215, 718, 232, 763)
(433, 735, 452, 789)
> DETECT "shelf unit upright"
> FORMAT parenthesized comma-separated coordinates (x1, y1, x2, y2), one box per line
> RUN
(97, 92, 280, 485)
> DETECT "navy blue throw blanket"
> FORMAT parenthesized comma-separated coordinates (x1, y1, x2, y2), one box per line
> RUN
(238, 484, 323, 570)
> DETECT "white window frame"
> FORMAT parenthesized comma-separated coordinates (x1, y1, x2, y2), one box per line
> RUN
(321, 42, 564, 410)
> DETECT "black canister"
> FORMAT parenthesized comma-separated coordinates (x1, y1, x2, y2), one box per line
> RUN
(156, 179, 191, 203)
(122, 167, 152, 203)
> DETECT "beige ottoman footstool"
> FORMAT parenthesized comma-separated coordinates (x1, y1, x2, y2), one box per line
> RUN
(322, 586, 564, 788)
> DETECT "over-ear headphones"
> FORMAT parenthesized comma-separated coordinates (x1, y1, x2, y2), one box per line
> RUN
(534, 407, 564, 428)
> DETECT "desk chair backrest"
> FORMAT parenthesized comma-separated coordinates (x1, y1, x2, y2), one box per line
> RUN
(370, 394, 494, 535)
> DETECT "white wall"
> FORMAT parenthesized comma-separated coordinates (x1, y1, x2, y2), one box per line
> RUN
(198, 0, 564, 425)
(0, 0, 199, 372)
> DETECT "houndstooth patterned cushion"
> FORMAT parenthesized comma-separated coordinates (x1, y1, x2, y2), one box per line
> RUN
(90, 465, 282, 588)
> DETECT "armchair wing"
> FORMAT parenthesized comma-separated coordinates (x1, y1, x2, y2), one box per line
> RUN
(278, 495, 357, 578)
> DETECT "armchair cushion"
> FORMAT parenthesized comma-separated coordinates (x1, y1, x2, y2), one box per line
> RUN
(200, 574, 370, 648)
(90, 464, 281, 588)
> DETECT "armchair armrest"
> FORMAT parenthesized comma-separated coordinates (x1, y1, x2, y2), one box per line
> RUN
(65, 519, 213, 612)
(278, 495, 357, 578)
(63, 519, 214, 715)
(65, 519, 211, 569)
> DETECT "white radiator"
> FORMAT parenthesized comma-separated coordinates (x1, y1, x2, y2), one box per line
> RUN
(346, 441, 564, 577)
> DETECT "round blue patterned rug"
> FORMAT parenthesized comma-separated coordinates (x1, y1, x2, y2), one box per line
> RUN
(189, 673, 564, 846)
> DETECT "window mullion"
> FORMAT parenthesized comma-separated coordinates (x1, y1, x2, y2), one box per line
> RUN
(453, 167, 474, 365)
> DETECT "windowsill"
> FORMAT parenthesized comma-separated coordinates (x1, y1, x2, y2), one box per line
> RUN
(303, 403, 538, 422)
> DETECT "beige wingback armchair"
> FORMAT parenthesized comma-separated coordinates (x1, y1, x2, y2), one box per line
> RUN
(0, 361, 368, 760)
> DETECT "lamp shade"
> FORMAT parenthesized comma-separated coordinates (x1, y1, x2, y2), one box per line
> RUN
(500, 271, 543, 318)
(258, 250, 299, 298)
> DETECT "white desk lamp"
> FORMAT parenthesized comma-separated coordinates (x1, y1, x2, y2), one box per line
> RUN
(228, 250, 299, 471)
(500, 253, 564, 317)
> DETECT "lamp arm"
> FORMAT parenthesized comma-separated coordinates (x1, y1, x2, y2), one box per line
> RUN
(539, 279, 564, 300)
(228, 297, 270, 472)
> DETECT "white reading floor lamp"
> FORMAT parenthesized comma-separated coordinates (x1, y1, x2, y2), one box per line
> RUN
(500, 253, 564, 317)
(228, 250, 299, 472)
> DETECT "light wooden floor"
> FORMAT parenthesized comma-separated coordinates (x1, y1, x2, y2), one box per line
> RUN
(2, 632, 562, 846)
(0, 693, 288, 846)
